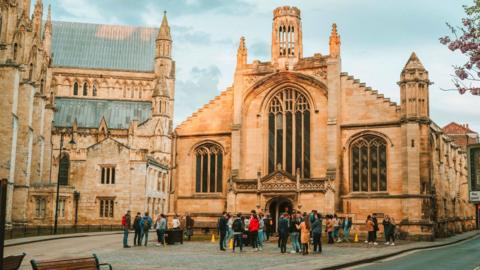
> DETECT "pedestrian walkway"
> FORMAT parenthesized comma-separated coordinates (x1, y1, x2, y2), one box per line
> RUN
(4, 230, 478, 270)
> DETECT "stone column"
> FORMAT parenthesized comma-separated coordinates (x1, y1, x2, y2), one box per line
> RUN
(12, 82, 36, 224)
(326, 57, 342, 212)
(0, 66, 20, 224)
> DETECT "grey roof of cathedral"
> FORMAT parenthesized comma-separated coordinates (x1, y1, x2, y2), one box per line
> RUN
(54, 97, 152, 129)
(51, 21, 158, 71)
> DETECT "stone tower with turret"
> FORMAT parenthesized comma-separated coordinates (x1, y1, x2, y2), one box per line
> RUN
(271, 6, 303, 69)
(151, 12, 175, 165)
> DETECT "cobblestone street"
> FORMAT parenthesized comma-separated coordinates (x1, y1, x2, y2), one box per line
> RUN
(5, 231, 479, 270)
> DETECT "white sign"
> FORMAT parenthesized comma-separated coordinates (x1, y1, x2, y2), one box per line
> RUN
(470, 191, 480, 202)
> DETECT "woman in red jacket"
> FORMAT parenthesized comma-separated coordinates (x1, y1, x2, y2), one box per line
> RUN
(249, 214, 260, 251)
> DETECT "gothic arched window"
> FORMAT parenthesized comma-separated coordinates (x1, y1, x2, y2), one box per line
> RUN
(73, 82, 78, 95)
(92, 83, 97, 96)
(350, 135, 387, 192)
(58, 153, 70, 185)
(268, 88, 310, 178)
(195, 143, 223, 193)
(83, 82, 88, 96)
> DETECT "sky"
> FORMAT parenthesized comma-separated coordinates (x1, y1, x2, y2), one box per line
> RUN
(35, 0, 480, 131)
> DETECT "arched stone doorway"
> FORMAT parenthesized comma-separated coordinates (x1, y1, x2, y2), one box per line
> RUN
(267, 197, 293, 233)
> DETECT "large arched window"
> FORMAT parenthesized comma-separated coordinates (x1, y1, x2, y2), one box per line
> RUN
(58, 153, 70, 185)
(350, 135, 387, 192)
(195, 143, 223, 193)
(268, 88, 310, 178)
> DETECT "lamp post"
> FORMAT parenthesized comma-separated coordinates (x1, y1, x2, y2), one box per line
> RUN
(53, 131, 75, 234)
(73, 190, 80, 225)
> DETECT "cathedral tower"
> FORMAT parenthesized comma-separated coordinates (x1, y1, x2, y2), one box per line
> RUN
(152, 11, 174, 163)
(271, 6, 302, 68)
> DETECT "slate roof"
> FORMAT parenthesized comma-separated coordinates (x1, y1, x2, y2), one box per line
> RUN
(51, 21, 158, 71)
(54, 97, 152, 129)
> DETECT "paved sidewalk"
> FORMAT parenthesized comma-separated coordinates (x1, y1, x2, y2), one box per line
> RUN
(5, 230, 479, 270)
(5, 231, 122, 246)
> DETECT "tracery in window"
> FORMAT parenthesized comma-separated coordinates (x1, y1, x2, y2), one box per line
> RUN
(350, 135, 387, 192)
(268, 88, 310, 177)
(195, 143, 223, 193)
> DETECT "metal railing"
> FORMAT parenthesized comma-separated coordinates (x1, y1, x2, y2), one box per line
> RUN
(4, 224, 123, 240)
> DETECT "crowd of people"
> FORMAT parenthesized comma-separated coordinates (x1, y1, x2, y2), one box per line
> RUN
(121, 211, 194, 248)
(121, 209, 397, 252)
(217, 210, 397, 255)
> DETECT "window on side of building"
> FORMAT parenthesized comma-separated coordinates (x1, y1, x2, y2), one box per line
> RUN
(100, 166, 116, 184)
(35, 197, 46, 218)
(59, 198, 66, 218)
(99, 198, 114, 218)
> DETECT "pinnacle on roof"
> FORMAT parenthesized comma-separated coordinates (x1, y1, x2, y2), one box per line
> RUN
(44, 5, 52, 33)
(157, 11, 171, 41)
(403, 52, 425, 70)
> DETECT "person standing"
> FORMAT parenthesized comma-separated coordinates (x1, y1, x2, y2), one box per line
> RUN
(249, 213, 260, 251)
(372, 213, 379, 245)
(278, 213, 290, 254)
(258, 213, 265, 251)
(326, 215, 334, 244)
(343, 217, 352, 242)
(311, 213, 322, 253)
(232, 213, 244, 252)
(225, 213, 233, 248)
(172, 215, 181, 230)
(298, 214, 311, 255)
(244, 216, 250, 246)
(122, 210, 131, 248)
(185, 213, 194, 241)
(155, 214, 167, 246)
(332, 214, 340, 242)
(389, 217, 396, 246)
(290, 212, 301, 253)
(218, 212, 228, 251)
(264, 214, 272, 241)
(366, 215, 376, 245)
(133, 212, 143, 246)
(142, 212, 153, 246)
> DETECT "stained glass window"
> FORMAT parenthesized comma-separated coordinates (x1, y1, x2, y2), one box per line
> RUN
(195, 143, 223, 193)
(350, 135, 388, 192)
(268, 88, 310, 178)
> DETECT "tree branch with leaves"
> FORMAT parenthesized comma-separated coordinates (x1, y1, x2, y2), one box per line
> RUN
(440, 0, 480, 95)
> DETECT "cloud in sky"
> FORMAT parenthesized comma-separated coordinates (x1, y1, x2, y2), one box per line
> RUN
(37, 0, 479, 131)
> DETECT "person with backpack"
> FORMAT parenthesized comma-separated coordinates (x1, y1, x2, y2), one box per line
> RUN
(133, 212, 143, 246)
(142, 212, 153, 246)
(278, 213, 290, 254)
(122, 210, 131, 248)
(155, 213, 167, 246)
(232, 213, 244, 252)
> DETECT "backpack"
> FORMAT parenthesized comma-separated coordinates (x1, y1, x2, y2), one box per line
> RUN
(232, 218, 242, 232)
(143, 217, 151, 231)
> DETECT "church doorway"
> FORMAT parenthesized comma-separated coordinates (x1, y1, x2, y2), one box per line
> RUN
(268, 197, 293, 233)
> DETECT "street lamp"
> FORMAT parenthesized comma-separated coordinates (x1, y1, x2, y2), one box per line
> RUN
(53, 130, 75, 234)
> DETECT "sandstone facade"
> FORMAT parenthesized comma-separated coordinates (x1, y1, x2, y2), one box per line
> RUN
(171, 6, 477, 239)
(1, 1, 173, 226)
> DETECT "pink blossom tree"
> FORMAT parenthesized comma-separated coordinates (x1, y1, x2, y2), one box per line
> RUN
(440, 0, 480, 95)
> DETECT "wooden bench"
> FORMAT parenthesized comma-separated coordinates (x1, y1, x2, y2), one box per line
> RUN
(30, 253, 112, 270)
(3, 253, 26, 270)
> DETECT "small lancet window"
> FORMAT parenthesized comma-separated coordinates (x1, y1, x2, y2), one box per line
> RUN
(83, 82, 88, 96)
(73, 82, 78, 96)
(92, 84, 97, 96)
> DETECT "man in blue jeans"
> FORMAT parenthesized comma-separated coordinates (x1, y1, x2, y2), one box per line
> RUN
(122, 210, 131, 248)
(290, 212, 301, 253)
(142, 212, 153, 246)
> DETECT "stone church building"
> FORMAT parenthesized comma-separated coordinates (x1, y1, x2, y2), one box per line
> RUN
(1, 0, 173, 226)
(172, 6, 476, 238)
(0, 1, 475, 239)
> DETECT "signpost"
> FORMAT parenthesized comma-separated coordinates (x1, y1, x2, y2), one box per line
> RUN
(467, 144, 480, 229)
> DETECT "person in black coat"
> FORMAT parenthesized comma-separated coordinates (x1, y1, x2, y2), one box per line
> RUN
(278, 213, 290, 253)
(372, 213, 379, 244)
(218, 212, 228, 251)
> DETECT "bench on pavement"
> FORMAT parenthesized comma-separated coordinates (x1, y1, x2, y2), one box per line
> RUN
(3, 253, 26, 270)
(30, 253, 112, 270)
